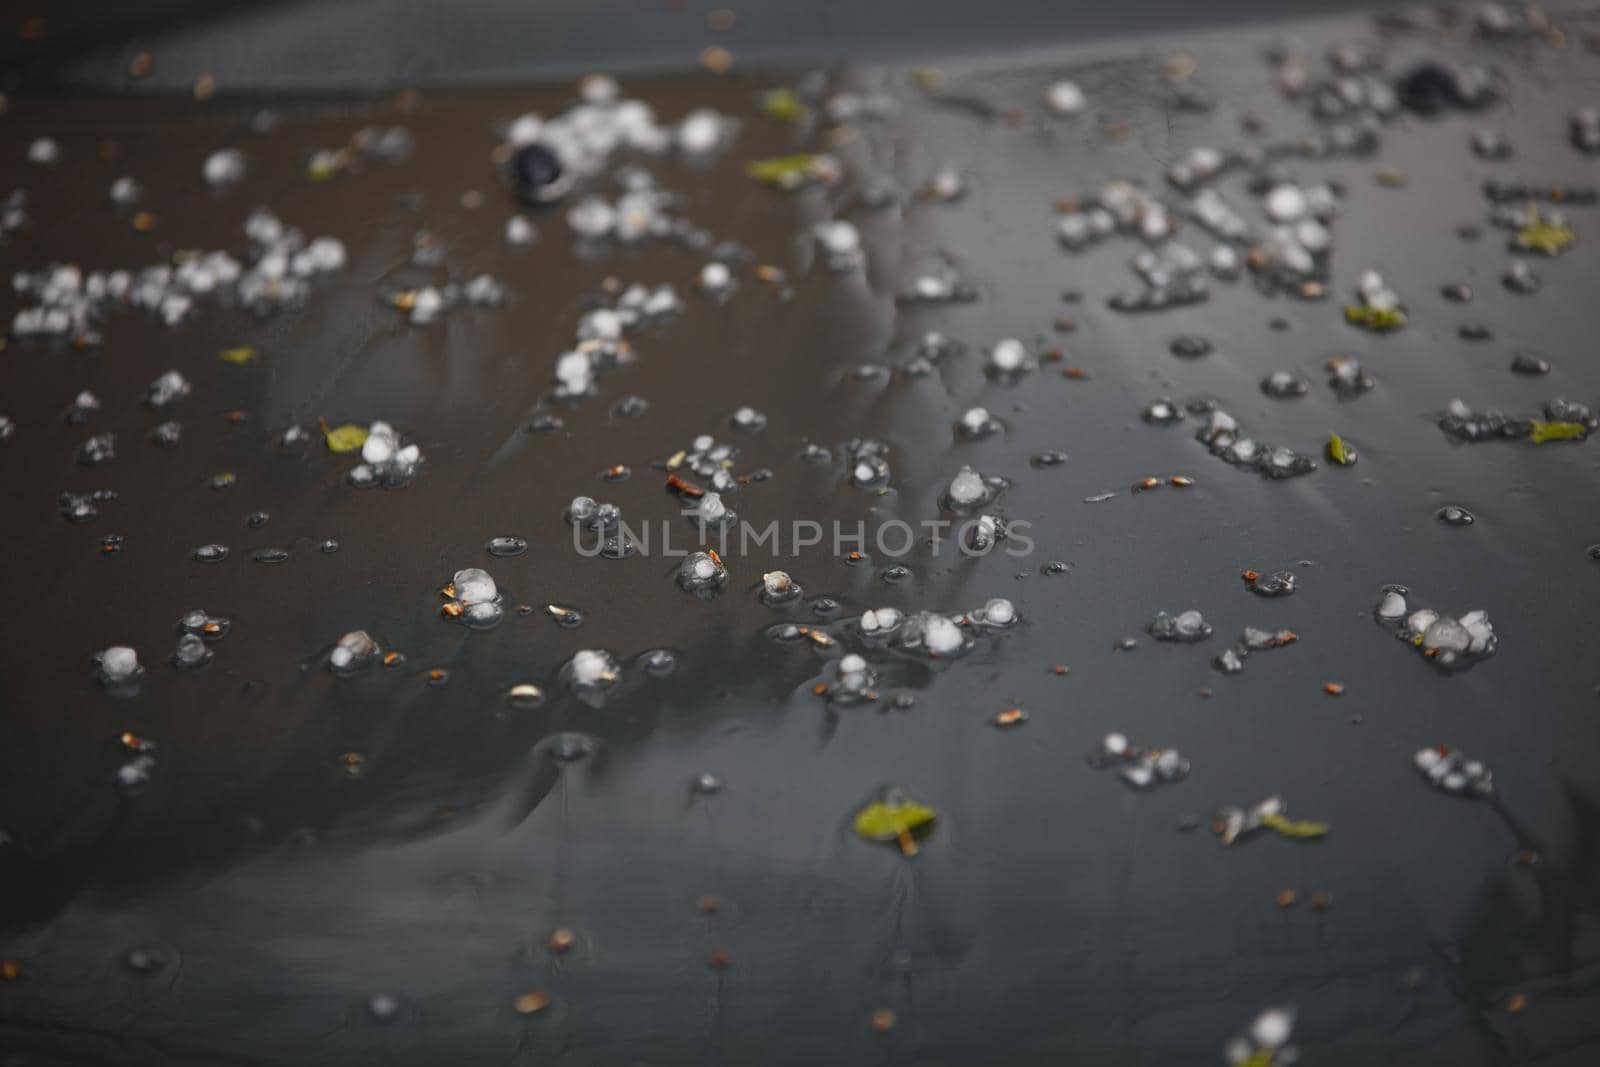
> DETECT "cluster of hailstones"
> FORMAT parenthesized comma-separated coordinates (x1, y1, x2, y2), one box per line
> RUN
(552, 287, 683, 400)
(1374, 585, 1496, 669)
(12, 208, 345, 343)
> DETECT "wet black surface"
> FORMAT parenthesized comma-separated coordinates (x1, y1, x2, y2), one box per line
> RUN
(3, 5, 1600, 1066)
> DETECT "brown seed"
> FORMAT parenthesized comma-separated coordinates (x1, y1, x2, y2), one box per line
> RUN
(1507, 992, 1528, 1013)
(695, 895, 720, 914)
(383, 651, 403, 666)
(869, 1008, 896, 1032)
(119, 732, 142, 751)
(132, 211, 156, 231)
(1052, 665, 1069, 676)
(128, 52, 152, 78)
(812, 683, 829, 696)
(441, 602, 463, 618)
(993, 707, 1028, 727)
(1323, 682, 1345, 696)
(1241, 570, 1260, 582)
(428, 669, 446, 682)
(1063, 366, 1090, 380)
(707, 947, 732, 969)
(1, 959, 21, 980)
(1169, 475, 1194, 488)
(1276, 889, 1297, 908)
(341, 752, 364, 767)
(699, 45, 733, 73)
(548, 928, 574, 954)
(1311, 892, 1331, 910)
(192, 73, 216, 100)
(1516, 850, 1539, 867)
(514, 991, 550, 1015)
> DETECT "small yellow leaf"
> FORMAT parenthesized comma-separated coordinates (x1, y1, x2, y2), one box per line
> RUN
(320, 419, 368, 454)
(1260, 812, 1329, 840)
(853, 796, 937, 844)
(218, 346, 257, 365)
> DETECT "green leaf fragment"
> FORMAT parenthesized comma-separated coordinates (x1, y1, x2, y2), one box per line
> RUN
(1529, 419, 1587, 444)
(320, 419, 369, 454)
(1513, 203, 1575, 256)
(854, 798, 937, 855)
(218, 345, 257, 365)
(1327, 432, 1356, 466)
(760, 88, 809, 124)
(1260, 812, 1329, 840)
(746, 154, 821, 188)
(1344, 305, 1406, 331)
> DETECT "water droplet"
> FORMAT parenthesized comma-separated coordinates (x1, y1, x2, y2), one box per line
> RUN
(192, 544, 228, 563)
(253, 548, 289, 564)
(642, 649, 678, 677)
(1436, 505, 1476, 526)
(245, 511, 269, 527)
(487, 536, 528, 557)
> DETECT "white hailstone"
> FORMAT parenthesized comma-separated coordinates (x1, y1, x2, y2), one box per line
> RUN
(505, 215, 537, 246)
(960, 406, 991, 434)
(203, 148, 246, 186)
(677, 109, 725, 154)
(815, 220, 860, 258)
(394, 443, 420, 467)
(979, 597, 1016, 626)
(988, 338, 1027, 372)
(27, 138, 60, 165)
(699, 261, 732, 292)
(695, 492, 727, 522)
(555, 350, 595, 394)
(452, 568, 498, 606)
(568, 649, 617, 687)
(329, 630, 379, 671)
(360, 431, 394, 465)
(1249, 1008, 1295, 1050)
(1414, 748, 1443, 773)
(1358, 269, 1398, 311)
(839, 653, 867, 675)
(1295, 218, 1331, 254)
(306, 237, 346, 271)
(1405, 609, 1439, 636)
(860, 608, 902, 633)
(926, 166, 965, 201)
(762, 571, 793, 595)
(506, 113, 544, 146)
(1376, 591, 1408, 620)
(853, 460, 878, 484)
(109, 176, 141, 205)
(947, 466, 986, 506)
(923, 614, 964, 655)
(410, 287, 443, 325)
(98, 646, 140, 681)
(1045, 80, 1086, 115)
(1264, 183, 1307, 222)
(730, 406, 765, 431)
(567, 195, 617, 239)
(1103, 732, 1130, 757)
(579, 74, 620, 104)
(578, 308, 624, 341)
(691, 556, 718, 581)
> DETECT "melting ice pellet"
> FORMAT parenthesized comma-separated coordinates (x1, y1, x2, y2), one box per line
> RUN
(1147, 610, 1212, 642)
